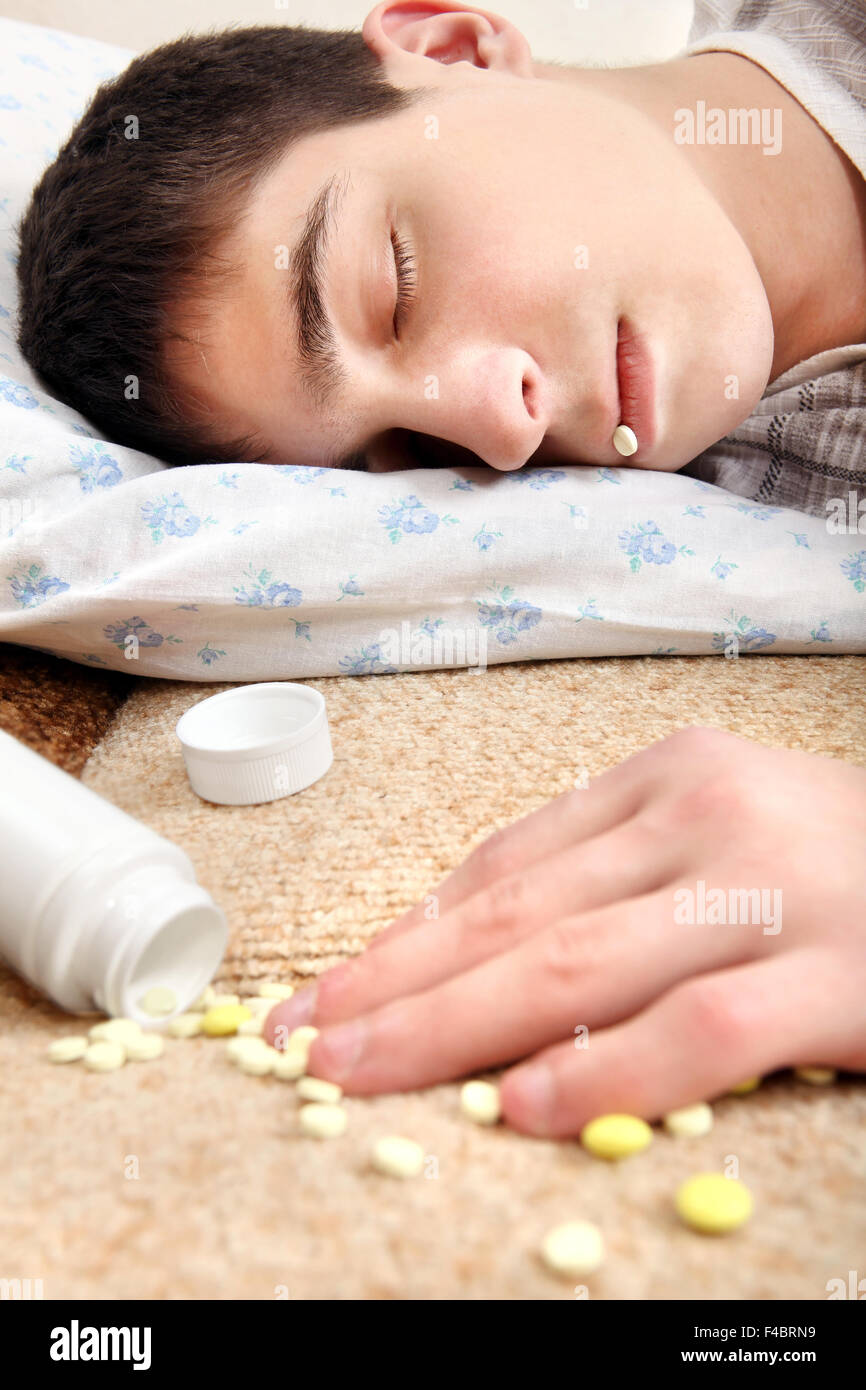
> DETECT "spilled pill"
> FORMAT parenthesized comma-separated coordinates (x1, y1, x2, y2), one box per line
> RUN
(124, 1032, 164, 1061)
(299, 1103, 348, 1139)
(272, 1050, 307, 1081)
(47, 1036, 89, 1063)
(168, 1013, 204, 1038)
(225, 1036, 271, 1064)
(83, 1040, 126, 1072)
(371, 1135, 425, 1178)
(794, 1066, 836, 1085)
(201, 1004, 251, 1036)
(460, 1080, 501, 1126)
(257, 982, 295, 1000)
(236, 1047, 276, 1077)
(275, 1025, 319, 1069)
(580, 1114, 653, 1160)
(138, 987, 176, 1017)
(210, 993, 240, 1008)
(89, 1018, 143, 1046)
(191, 985, 215, 1011)
(540, 1220, 604, 1277)
(663, 1102, 714, 1138)
(244, 996, 276, 1015)
(297, 1077, 343, 1105)
(676, 1173, 753, 1234)
(237, 1015, 265, 1036)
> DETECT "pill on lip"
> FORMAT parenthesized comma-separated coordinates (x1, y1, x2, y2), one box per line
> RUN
(676, 1172, 753, 1234)
(138, 986, 176, 1016)
(83, 1040, 126, 1071)
(124, 1032, 164, 1061)
(299, 1103, 348, 1138)
(460, 1080, 501, 1126)
(580, 1114, 653, 1160)
(541, 1220, 604, 1277)
(663, 1102, 714, 1138)
(795, 1066, 836, 1085)
(257, 982, 295, 1000)
(168, 1013, 204, 1038)
(612, 424, 638, 457)
(371, 1136, 425, 1178)
(88, 1018, 142, 1046)
(297, 1077, 343, 1104)
(47, 1036, 89, 1063)
(201, 1004, 252, 1036)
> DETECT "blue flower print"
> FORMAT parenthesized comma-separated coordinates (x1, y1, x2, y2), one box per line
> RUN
(596, 467, 622, 485)
(418, 616, 444, 638)
(0, 377, 37, 408)
(451, 477, 474, 491)
(787, 531, 810, 548)
(197, 642, 226, 666)
(710, 555, 738, 581)
(378, 495, 456, 543)
(728, 501, 782, 521)
(473, 522, 502, 552)
(618, 521, 688, 572)
(103, 615, 178, 650)
(807, 620, 831, 644)
(841, 551, 866, 593)
(505, 469, 566, 491)
(477, 585, 541, 645)
(339, 642, 398, 676)
(684, 505, 706, 518)
(7, 563, 69, 608)
(233, 563, 303, 609)
(141, 492, 214, 544)
(711, 611, 777, 653)
(0, 96, 22, 111)
(69, 442, 122, 493)
(337, 575, 365, 601)
(217, 471, 241, 488)
(273, 464, 329, 484)
(229, 521, 258, 536)
(574, 599, 603, 623)
(3, 454, 31, 474)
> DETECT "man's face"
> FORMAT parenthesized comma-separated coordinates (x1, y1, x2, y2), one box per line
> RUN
(167, 14, 774, 474)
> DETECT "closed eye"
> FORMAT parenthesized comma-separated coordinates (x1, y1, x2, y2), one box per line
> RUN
(391, 228, 417, 337)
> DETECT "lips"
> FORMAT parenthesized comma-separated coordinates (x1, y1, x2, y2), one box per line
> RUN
(615, 318, 657, 457)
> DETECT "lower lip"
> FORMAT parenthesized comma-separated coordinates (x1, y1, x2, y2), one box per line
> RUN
(615, 319, 657, 457)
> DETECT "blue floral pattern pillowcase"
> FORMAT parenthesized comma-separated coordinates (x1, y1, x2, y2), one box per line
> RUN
(0, 18, 863, 681)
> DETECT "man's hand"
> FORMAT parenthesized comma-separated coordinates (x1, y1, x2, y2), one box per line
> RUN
(265, 727, 866, 1136)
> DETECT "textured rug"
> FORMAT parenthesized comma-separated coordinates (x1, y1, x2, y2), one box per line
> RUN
(1, 645, 864, 1299)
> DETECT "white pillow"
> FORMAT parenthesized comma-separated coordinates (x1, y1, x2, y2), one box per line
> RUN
(1, 16, 863, 680)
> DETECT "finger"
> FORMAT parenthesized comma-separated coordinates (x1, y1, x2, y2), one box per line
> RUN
(366, 747, 659, 954)
(500, 947, 855, 1138)
(299, 889, 754, 1095)
(267, 815, 687, 1039)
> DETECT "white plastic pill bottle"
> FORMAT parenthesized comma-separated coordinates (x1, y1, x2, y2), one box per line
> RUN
(0, 728, 227, 1023)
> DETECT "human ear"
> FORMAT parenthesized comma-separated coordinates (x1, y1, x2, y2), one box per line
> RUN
(362, 0, 535, 79)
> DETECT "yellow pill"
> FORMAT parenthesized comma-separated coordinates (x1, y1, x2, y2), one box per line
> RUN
(83, 1040, 126, 1072)
(371, 1136, 425, 1178)
(580, 1114, 653, 1160)
(47, 1036, 89, 1063)
(297, 1076, 343, 1105)
(676, 1173, 753, 1234)
(138, 987, 176, 1017)
(237, 1015, 265, 1036)
(124, 1032, 164, 1061)
(795, 1066, 836, 1086)
(257, 982, 295, 1000)
(663, 1102, 714, 1138)
(460, 1080, 501, 1126)
(540, 1220, 605, 1277)
(168, 1013, 204, 1038)
(273, 1050, 307, 1081)
(201, 1004, 252, 1036)
(89, 1018, 143, 1046)
(729, 1077, 761, 1095)
(299, 1103, 348, 1139)
(210, 993, 240, 1008)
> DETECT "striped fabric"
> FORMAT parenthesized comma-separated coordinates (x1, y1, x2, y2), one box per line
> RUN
(680, 0, 866, 517)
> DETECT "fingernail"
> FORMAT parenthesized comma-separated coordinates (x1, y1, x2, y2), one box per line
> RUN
(314, 1018, 367, 1081)
(268, 986, 316, 1046)
(508, 1062, 554, 1134)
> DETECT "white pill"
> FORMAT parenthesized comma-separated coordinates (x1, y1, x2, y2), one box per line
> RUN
(370, 1136, 425, 1179)
(191, 985, 216, 1011)
(272, 1050, 307, 1081)
(225, 1036, 270, 1064)
(612, 424, 638, 457)
(237, 1015, 265, 1036)
(541, 1220, 605, 1277)
(168, 1013, 204, 1038)
(244, 996, 276, 1015)
(124, 1032, 164, 1061)
(83, 1040, 126, 1072)
(47, 1036, 89, 1064)
(89, 1018, 143, 1046)
(138, 987, 176, 1016)
(663, 1102, 714, 1138)
(210, 993, 240, 1008)
(460, 1080, 501, 1126)
(795, 1066, 837, 1085)
(274, 1025, 319, 1071)
(236, 1047, 276, 1076)
(297, 1076, 343, 1105)
(299, 1103, 348, 1139)
(257, 982, 295, 1000)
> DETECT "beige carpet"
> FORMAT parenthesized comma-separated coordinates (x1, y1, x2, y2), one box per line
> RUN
(2, 652, 865, 1299)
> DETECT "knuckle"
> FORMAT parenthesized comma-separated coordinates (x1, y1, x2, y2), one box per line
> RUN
(668, 770, 754, 830)
(468, 824, 515, 881)
(538, 918, 586, 984)
(673, 977, 750, 1056)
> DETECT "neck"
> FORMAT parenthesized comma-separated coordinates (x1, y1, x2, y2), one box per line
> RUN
(537, 51, 866, 380)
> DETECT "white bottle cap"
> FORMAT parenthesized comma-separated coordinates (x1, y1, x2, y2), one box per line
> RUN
(175, 682, 333, 806)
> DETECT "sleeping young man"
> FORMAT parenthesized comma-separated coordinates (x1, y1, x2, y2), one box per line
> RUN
(15, 1, 866, 1134)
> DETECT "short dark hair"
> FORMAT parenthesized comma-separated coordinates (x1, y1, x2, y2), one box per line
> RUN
(16, 25, 419, 465)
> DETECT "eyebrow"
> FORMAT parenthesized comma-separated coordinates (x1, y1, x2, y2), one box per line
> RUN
(287, 171, 351, 413)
